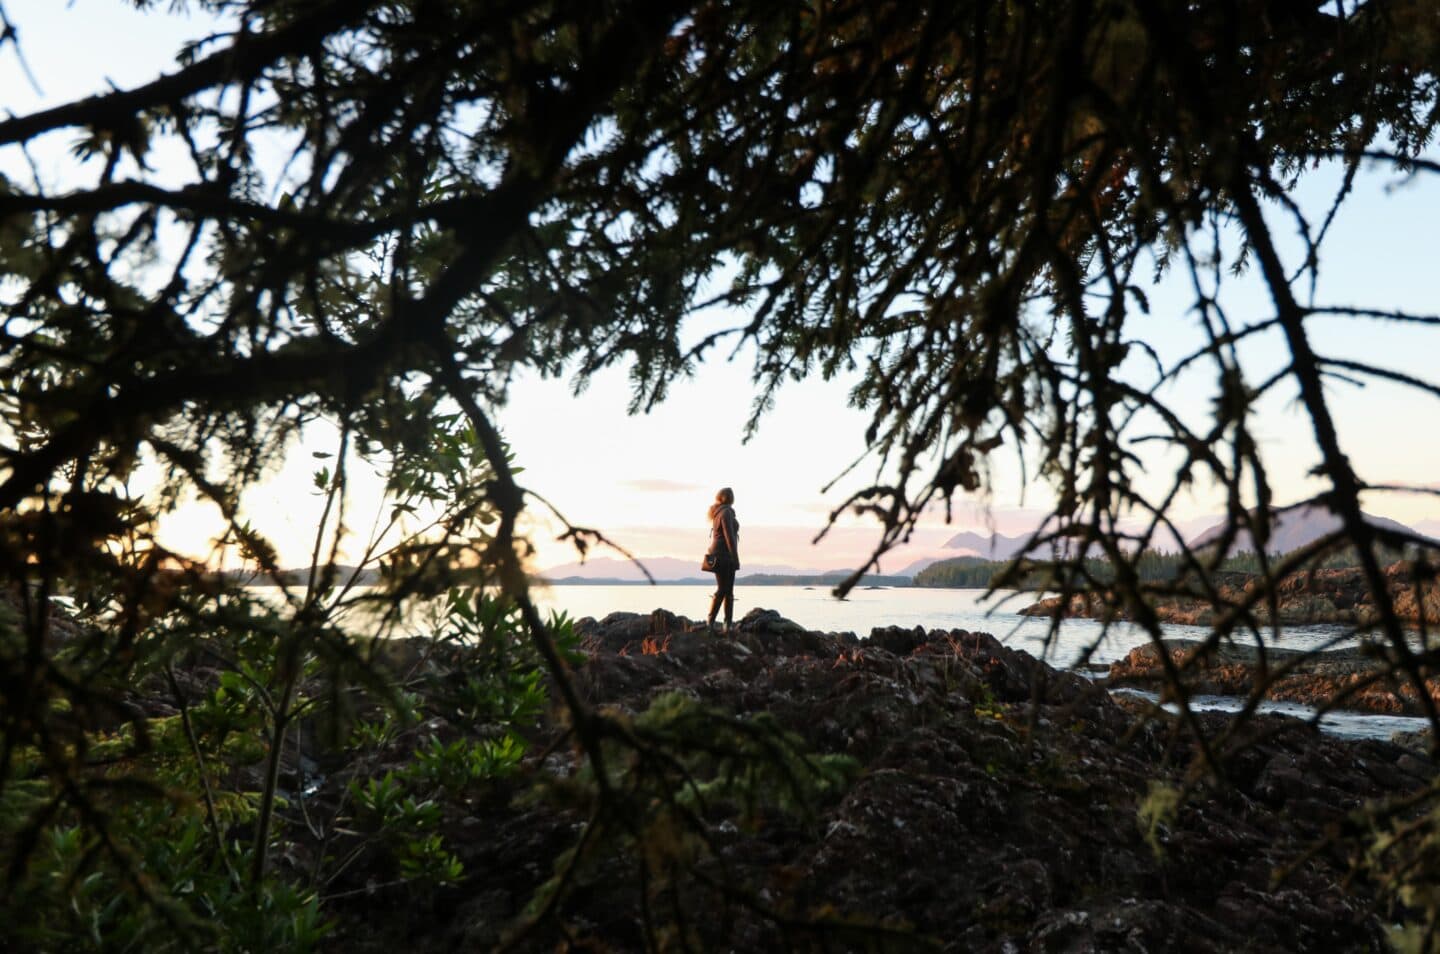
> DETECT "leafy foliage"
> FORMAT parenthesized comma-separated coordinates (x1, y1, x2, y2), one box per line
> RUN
(911, 546, 1404, 588)
(0, 0, 1439, 946)
(1366, 788, 1440, 951)
(511, 690, 861, 948)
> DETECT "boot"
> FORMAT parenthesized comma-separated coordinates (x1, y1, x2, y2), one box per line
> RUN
(723, 595, 734, 633)
(706, 592, 723, 632)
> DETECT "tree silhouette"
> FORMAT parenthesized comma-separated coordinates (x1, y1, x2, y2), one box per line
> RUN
(1, 0, 1438, 945)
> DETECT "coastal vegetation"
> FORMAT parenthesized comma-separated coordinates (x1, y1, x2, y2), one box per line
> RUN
(914, 544, 1429, 589)
(1, 0, 1438, 949)
(913, 550, 1252, 589)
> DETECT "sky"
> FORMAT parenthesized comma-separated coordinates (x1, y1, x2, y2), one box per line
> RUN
(3, 2, 1438, 575)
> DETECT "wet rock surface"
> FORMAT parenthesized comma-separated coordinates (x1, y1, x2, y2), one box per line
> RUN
(1022, 561, 1440, 627)
(325, 608, 1436, 952)
(1108, 638, 1440, 716)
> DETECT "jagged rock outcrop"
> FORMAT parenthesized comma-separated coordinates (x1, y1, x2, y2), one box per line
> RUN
(1108, 638, 1440, 716)
(313, 607, 1436, 953)
(1021, 561, 1440, 626)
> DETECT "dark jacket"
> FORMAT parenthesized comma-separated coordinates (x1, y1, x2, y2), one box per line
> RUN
(707, 505, 740, 567)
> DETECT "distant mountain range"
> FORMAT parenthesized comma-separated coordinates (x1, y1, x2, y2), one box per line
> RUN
(537, 556, 828, 583)
(895, 556, 948, 577)
(535, 506, 1440, 583)
(1416, 519, 1440, 540)
(941, 530, 1038, 561)
(1187, 503, 1440, 556)
(539, 530, 1044, 582)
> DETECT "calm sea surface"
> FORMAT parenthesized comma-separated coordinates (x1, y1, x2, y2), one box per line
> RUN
(530, 583, 1369, 670)
(530, 584, 1428, 741)
(258, 583, 1421, 740)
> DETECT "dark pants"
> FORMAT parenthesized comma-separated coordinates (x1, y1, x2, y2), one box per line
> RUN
(708, 564, 735, 624)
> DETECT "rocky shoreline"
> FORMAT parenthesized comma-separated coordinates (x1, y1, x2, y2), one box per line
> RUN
(1020, 561, 1440, 627)
(1106, 638, 1440, 717)
(304, 608, 1436, 952)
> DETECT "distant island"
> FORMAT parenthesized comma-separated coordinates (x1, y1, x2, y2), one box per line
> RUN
(230, 567, 916, 589)
(538, 504, 1440, 587)
(233, 505, 1440, 593)
(542, 571, 912, 587)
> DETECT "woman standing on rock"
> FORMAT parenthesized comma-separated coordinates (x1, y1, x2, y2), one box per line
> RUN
(705, 487, 740, 632)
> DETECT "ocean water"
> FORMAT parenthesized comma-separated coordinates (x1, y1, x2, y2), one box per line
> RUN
(255, 582, 1423, 741)
(531, 584, 1428, 741)
(530, 583, 1373, 670)
(1110, 688, 1431, 743)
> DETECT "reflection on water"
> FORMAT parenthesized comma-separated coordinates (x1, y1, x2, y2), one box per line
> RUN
(1111, 688, 1430, 742)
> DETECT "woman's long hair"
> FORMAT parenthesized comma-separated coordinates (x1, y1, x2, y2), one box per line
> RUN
(707, 487, 734, 521)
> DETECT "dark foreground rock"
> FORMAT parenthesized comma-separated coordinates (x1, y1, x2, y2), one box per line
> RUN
(321, 608, 1436, 953)
(1109, 638, 1440, 716)
(1021, 561, 1440, 626)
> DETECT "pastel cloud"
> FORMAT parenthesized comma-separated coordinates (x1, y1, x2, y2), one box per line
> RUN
(619, 479, 706, 493)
